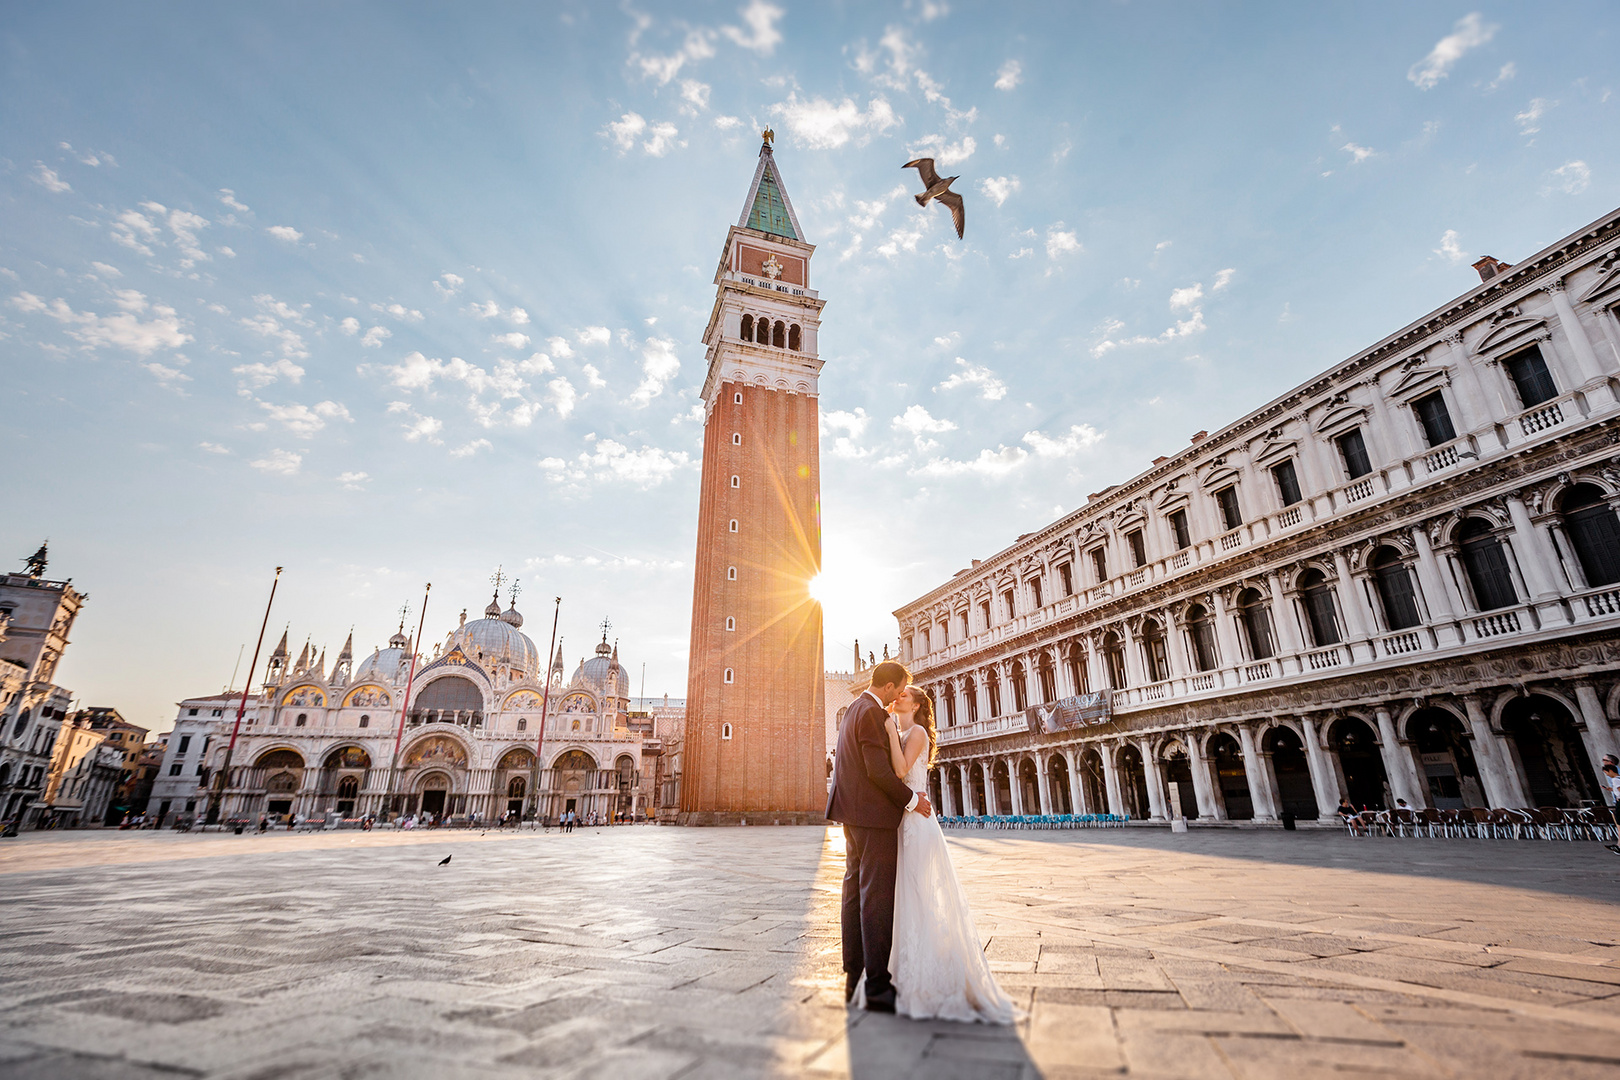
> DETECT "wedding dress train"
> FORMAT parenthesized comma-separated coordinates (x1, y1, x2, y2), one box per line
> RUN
(890, 747, 1020, 1024)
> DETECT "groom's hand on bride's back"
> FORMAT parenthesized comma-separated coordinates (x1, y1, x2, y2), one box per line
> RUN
(915, 795, 933, 818)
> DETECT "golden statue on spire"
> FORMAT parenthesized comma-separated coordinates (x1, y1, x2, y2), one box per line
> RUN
(761, 127, 775, 146)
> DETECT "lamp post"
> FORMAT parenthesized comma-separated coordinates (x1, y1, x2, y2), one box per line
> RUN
(383, 583, 431, 821)
(530, 597, 561, 825)
(206, 566, 282, 826)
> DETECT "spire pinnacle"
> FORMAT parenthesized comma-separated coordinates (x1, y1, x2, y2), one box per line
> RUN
(739, 139, 802, 240)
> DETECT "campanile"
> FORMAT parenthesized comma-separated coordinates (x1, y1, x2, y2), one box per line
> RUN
(679, 132, 827, 825)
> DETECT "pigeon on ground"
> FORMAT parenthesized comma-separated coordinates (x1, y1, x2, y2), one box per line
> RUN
(903, 157, 965, 239)
(438, 854, 452, 865)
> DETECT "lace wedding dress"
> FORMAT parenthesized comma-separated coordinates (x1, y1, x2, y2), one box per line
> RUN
(890, 738, 1020, 1024)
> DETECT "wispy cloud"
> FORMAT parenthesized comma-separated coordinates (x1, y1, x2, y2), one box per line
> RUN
(1045, 226, 1081, 259)
(540, 436, 692, 489)
(31, 163, 71, 193)
(249, 448, 302, 476)
(12, 290, 191, 356)
(1434, 228, 1468, 263)
(978, 176, 1019, 206)
(770, 94, 899, 149)
(1550, 160, 1591, 194)
(630, 337, 681, 406)
(1408, 12, 1497, 90)
(720, 1, 784, 55)
(266, 225, 304, 243)
(1516, 97, 1554, 135)
(604, 112, 683, 156)
(994, 59, 1022, 92)
(258, 399, 351, 437)
(935, 358, 1007, 400)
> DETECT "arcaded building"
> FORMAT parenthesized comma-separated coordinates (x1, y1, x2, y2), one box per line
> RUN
(898, 207, 1620, 824)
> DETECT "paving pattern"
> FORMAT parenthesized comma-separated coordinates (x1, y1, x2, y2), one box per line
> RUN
(0, 824, 1618, 1078)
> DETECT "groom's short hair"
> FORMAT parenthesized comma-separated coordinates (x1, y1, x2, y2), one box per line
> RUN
(868, 660, 910, 691)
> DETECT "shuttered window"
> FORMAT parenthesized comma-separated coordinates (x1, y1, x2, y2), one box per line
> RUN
(1373, 549, 1422, 630)
(1300, 571, 1342, 646)
(1272, 460, 1303, 506)
(1458, 521, 1517, 610)
(1413, 392, 1456, 448)
(1505, 346, 1557, 408)
(1338, 429, 1372, 479)
(1568, 502, 1620, 586)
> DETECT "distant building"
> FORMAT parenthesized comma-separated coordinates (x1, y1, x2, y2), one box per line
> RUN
(69, 707, 149, 821)
(0, 543, 84, 829)
(148, 694, 234, 825)
(42, 718, 121, 827)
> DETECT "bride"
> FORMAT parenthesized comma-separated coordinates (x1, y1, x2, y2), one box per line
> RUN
(878, 686, 1020, 1024)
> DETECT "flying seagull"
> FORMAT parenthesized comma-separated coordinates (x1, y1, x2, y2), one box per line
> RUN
(903, 157, 965, 239)
(438, 854, 452, 866)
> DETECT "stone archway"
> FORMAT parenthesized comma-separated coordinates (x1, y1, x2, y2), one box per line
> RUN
(1207, 732, 1253, 819)
(1158, 743, 1199, 819)
(1406, 707, 1484, 809)
(1329, 716, 1389, 811)
(1263, 725, 1317, 819)
(1116, 744, 1150, 819)
(1046, 754, 1072, 814)
(1017, 758, 1041, 814)
(1079, 748, 1107, 814)
(416, 770, 453, 819)
(991, 760, 1013, 815)
(1502, 694, 1601, 806)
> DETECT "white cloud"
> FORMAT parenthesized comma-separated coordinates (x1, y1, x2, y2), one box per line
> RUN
(631, 28, 716, 86)
(217, 245, 236, 258)
(1516, 97, 1553, 135)
(547, 335, 574, 358)
(1169, 283, 1204, 310)
(979, 175, 1019, 207)
(218, 189, 251, 213)
(31, 163, 71, 193)
(1341, 142, 1377, 164)
(770, 94, 899, 150)
(874, 222, 926, 259)
(824, 408, 870, 438)
(1488, 62, 1516, 90)
(90, 261, 122, 278)
(631, 337, 681, 406)
(604, 111, 684, 156)
(908, 134, 976, 166)
(1408, 13, 1497, 90)
(1009, 247, 1033, 259)
(21, 292, 192, 356)
(387, 401, 444, 444)
(374, 302, 423, 322)
(578, 326, 612, 346)
(494, 331, 531, 350)
(361, 325, 392, 348)
(541, 437, 692, 489)
(548, 377, 578, 417)
(266, 225, 304, 243)
(1212, 268, 1235, 291)
(506, 307, 530, 326)
(935, 358, 1007, 400)
(1551, 160, 1591, 194)
(249, 449, 302, 476)
(340, 316, 360, 335)
(893, 404, 957, 436)
(259, 399, 351, 437)
(912, 446, 1029, 478)
(433, 273, 464, 297)
(232, 358, 305, 388)
(1023, 424, 1104, 458)
(199, 442, 231, 455)
(848, 183, 909, 230)
(994, 59, 1022, 91)
(338, 471, 369, 490)
(451, 438, 493, 458)
(111, 209, 159, 256)
(469, 300, 501, 319)
(714, 115, 743, 130)
(581, 363, 607, 389)
(1046, 227, 1081, 259)
(721, 0, 784, 54)
(143, 361, 191, 386)
(1434, 229, 1468, 264)
(680, 79, 711, 111)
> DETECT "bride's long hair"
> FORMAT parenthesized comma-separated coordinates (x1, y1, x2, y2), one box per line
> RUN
(904, 686, 938, 768)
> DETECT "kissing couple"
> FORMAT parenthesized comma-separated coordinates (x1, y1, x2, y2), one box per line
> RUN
(826, 660, 1019, 1023)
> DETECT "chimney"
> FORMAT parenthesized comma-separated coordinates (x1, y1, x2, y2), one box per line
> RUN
(1472, 256, 1511, 283)
(1190, 430, 1208, 444)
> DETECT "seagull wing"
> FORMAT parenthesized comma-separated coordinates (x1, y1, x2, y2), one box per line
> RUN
(937, 191, 965, 239)
(903, 157, 941, 188)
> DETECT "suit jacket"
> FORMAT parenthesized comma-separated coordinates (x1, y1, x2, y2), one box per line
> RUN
(826, 693, 917, 830)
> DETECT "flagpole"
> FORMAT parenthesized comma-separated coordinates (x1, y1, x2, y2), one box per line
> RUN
(530, 597, 561, 826)
(206, 566, 282, 826)
(384, 582, 431, 821)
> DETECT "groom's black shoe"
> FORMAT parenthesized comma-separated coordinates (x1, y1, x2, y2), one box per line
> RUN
(844, 971, 860, 1004)
(864, 987, 897, 1014)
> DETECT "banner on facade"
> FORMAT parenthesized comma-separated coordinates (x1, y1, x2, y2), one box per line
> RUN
(1026, 691, 1112, 733)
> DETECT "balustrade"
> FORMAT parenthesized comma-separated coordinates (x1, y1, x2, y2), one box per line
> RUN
(1472, 611, 1521, 638)
(1381, 631, 1424, 656)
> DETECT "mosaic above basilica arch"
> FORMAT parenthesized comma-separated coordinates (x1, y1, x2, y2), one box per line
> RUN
(342, 685, 390, 708)
(403, 734, 468, 769)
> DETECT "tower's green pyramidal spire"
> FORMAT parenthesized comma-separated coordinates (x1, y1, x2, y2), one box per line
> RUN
(737, 131, 804, 242)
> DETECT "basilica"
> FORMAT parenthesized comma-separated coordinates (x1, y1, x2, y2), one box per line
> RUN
(150, 589, 665, 825)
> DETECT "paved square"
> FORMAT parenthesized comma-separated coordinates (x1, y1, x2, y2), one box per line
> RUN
(1, 825, 1618, 1078)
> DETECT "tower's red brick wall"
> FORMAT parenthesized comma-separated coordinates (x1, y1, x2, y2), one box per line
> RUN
(681, 382, 826, 823)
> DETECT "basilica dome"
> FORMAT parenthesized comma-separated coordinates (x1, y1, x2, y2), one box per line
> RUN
(353, 646, 406, 684)
(444, 593, 540, 674)
(572, 636, 630, 698)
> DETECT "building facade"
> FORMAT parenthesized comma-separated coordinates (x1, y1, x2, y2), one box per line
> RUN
(156, 592, 659, 826)
(898, 207, 1620, 825)
(69, 707, 149, 822)
(681, 132, 828, 824)
(41, 718, 121, 827)
(0, 544, 83, 828)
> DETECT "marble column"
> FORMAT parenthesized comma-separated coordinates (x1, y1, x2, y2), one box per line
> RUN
(1460, 694, 1528, 808)
(1036, 758, 1053, 816)
(1066, 748, 1087, 815)
(1137, 738, 1168, 821)
(1237, 723, 1277, 820)
(959, 765, 975, 818)
(1265, 570, 1304, 671)
(1121, 623, 1147, 688)
(1547, 280, 1610, 387)
(1442, 331, 1496, 431)
(1410, 524, 1463, 645)
(1298, 716, 1344, 817)
(1006, 757, 1024, 815)
(1188, 738, 1219, 820)
(1504, 493, 1563, 602)
(1209, 590, 1244, 676)
(1332, 549, 1375, 658)
(1572, 682, 1620, 773)
(1373, 706, 1423, 807)
(1101, 744, 1124, 817)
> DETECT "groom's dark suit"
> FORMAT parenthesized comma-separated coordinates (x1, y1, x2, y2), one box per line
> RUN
(826, 690, 918, 1006)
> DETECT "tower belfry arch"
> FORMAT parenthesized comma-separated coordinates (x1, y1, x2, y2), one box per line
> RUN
(680, 133, 828, 825)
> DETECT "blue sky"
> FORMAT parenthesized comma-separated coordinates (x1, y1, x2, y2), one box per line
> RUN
(2, 2, 1616, 732)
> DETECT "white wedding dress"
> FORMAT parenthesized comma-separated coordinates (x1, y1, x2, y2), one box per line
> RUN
(890, 734, 1020, 1024)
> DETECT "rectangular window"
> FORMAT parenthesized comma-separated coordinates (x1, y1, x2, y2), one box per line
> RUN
(1089, 547, 1107, 582)
(1169, 509, 1191, 550)
(1505, 345, 1557, 408)
(1030, 578, 1043, 609)
(168, 763, 182, 776)
(919, 627, 929, 652)
(1002, 589, 1016, 619)
(1412, 391, 1457, 448)
(187, 708, 198, 716)
(979, 600, 991, 629)
(1215, 486, 1243, 531)
(1190, 620, 1219, 672)
(177, 735, 191, 755)
(1058, 563, 1074, 596)
(938, 621, 949, 647)
(1272, 460, 1303, 507)
(960, 613, 970, 639)
(1127, 530, 1147, 568)
(1337, 430, 1372, 479)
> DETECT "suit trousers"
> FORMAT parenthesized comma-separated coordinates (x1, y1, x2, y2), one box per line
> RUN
(841, 823, 899, 998)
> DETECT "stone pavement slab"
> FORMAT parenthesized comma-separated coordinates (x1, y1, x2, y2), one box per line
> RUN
(0, 825, 1617, 1077)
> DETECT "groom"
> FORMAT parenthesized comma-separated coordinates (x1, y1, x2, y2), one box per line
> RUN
(825, 660, 933, 1012)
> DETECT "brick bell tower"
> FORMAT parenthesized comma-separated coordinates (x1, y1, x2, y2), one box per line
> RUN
(679, 131, 828, 825)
